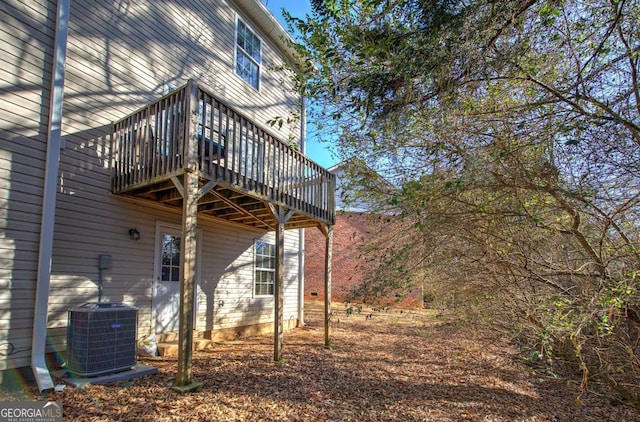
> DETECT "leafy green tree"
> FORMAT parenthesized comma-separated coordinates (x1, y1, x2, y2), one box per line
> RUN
(292, 0, 640, 404)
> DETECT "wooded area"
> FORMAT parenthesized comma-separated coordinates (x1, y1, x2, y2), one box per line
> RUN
(290, 0, 640, 405)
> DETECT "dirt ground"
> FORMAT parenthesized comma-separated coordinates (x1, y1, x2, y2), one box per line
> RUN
(4, 301, 640, 421)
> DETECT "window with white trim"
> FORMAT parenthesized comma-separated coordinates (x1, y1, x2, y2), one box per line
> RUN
(160, 233, 181, 282)
(254, 240, 275, 296)
(235, 18, 261, 90)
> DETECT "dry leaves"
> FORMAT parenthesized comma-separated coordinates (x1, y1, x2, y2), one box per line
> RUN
(30, 303, 640, 420)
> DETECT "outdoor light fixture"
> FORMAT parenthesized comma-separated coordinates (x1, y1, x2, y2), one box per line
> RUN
(128, 228, 140, 241)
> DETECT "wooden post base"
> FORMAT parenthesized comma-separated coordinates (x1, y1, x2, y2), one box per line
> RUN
(172, 381, 203, 393)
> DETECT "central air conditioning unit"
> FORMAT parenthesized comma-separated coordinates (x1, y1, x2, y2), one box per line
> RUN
(66, 302, 138, 377)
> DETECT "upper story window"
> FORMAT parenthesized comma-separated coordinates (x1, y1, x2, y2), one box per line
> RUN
(235, 18, 262, 90)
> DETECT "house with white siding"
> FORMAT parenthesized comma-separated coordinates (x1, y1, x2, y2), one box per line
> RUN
(0, 0, 335, 392)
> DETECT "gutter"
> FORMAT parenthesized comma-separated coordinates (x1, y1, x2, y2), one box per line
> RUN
(298, 96, 306, 327)
(31, 0, 70, 393)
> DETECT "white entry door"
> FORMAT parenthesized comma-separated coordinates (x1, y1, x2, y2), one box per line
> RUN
(153, 223, 188, 332)
(153, 223, 201, 333)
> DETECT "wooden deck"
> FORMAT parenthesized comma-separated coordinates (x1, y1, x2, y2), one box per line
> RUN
(110, 80, 336, 230)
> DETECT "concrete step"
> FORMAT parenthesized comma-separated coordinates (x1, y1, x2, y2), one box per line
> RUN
(156, 337, 212, 357)
(157, 331, 207, 343)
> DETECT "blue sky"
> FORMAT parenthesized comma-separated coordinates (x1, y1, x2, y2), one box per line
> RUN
(264, 0, 338, 169)
(264, 0, 310, 23)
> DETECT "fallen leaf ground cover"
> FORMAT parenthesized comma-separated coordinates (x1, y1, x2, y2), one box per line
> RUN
(5, 302, 640, 421)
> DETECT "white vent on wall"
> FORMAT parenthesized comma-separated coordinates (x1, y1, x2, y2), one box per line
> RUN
(66, 302, 138, 377)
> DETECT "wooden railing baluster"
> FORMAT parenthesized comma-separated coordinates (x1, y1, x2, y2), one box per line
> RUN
(110, 82, 335, 225)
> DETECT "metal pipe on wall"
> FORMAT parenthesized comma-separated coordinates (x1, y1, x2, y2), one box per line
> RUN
(31, 0, 70, 393)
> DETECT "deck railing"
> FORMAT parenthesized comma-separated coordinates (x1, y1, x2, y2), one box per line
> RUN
(111, 80, 335, 224)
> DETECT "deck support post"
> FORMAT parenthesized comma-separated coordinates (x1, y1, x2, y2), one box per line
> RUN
(320, 224, 334, 348)
(269, 205, 293, 361)
(174, 80, 202, 392)
(274, 219, 285, 362)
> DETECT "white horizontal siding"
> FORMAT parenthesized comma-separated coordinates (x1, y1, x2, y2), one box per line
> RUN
(62, 0, 300, 146)
(2, 0, 305, 371)
(0, 0, 53, 372)
(207, 229, 300, 330)
(46, 197, 180, 351)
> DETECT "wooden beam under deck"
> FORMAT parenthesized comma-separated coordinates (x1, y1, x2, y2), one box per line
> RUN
(118, 176, 328, 231)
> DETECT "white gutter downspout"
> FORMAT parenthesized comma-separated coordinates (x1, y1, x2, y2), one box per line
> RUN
(298, 96, 307, 327)
(31, 0, 70, 393)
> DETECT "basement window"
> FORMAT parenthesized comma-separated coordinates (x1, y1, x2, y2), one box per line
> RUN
(254, 240, 275, 296)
